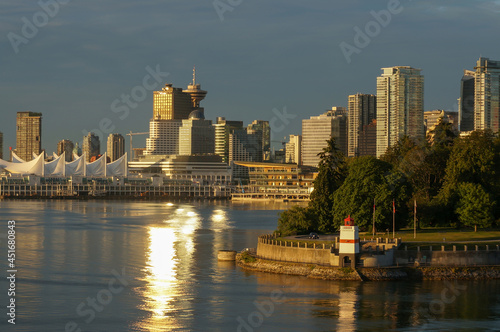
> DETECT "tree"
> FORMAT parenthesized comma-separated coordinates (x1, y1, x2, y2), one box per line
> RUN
(455, 182, 496, 231)
(439, 130, 500, 223)
(331, 156, 411, 232)
(276, 206, 317, 236)
(309, 137, 346, 233)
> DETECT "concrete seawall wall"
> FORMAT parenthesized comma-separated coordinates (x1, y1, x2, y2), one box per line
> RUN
(257, 241, 335, 265)
(395, 249, 500, 266)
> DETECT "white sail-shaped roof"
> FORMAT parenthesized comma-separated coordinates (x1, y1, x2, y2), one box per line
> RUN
(106, 153, 128, 176)
(0, 152, 128, 177)
(52, 152, 59, 159)
(86, 153, 106, 177)
(44, 153, 66, 176)
(65, 154, 86, 176)
(0, 152, 44, 174)
(11, 151, 26, 163)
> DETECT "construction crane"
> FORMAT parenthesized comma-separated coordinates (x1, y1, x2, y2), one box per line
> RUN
(126, 131, 148, 161)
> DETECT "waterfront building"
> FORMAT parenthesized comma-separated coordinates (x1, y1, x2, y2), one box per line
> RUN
(246, 120, 271, 161)
(213, 117, 244, 163)
(459, 70, 475, 132)
(179, 110, 215, 155)
(301, 109, 347, 167)
(57, 139, 74, 162)
(231, 161, 316, 201)
(82, 132, 100, 162)
(376, 66, 424, 157)
(16, 111, 42, 162)
(348, 94, 376, 157)
(128, 154, 231, 184)
(473, 57, 500, 132)
(107, 134, 125, 162)
(285, 135, 301, 164)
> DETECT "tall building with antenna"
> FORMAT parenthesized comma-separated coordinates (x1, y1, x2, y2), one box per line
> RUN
(146, 67, 208, 155)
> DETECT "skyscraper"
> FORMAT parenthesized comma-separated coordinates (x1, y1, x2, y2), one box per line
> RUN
(285, 134, 302, 164)
(213, 117, 243, 163)
(0, 131, 3, 160)
(82, 132, 100, 162)
(459, 70, 475, 132)
(16, 111, 42, 162)
(474, 57, 500, 132)
(153, 84, 193, 120)
(246, 120, 271, 161)
(229, 129, 261, 179)
(348, 93, 376, 157)
(107, 134, 125, 162)
(145, 120, 182, 156)
(301, 109, 347, 167)
(57, 139, 74, 162)
(146, 69, 208, 156)
(178, 111, 215, 155)
(152, 68, 207, 121)
(376, 66, 424, 158)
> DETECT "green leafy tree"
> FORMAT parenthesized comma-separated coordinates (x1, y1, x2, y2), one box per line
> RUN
(276, 206, 317, 236)
(455, 182, 496, 231)
(309, 137, 346, 233)
(331, 156, 411, 232)
(439, 130, 500, 223)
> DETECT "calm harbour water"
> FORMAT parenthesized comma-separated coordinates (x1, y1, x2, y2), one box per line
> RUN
(0, 200, 499, 332)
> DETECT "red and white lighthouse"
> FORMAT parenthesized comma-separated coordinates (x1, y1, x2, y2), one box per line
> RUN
(339, 215, 360, 268)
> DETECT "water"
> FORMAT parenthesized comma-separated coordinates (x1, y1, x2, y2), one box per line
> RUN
(0, 200, 499, 332)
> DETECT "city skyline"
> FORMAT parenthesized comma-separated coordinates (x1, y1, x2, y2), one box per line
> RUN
(1, 1, 499, 155)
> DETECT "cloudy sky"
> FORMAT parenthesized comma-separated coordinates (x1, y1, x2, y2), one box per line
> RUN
(1, 0, 499, 156)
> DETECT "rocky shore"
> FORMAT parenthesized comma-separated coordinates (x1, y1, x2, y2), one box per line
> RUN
(236, 254, 500, 281)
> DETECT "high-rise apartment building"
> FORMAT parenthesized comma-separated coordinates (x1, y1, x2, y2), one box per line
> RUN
(301, 110, 347, 167)
(179, 111, 215, 155)
(0, 131, 3, 160)
(57, 139, 74, 162)
(16, 111, 42, 162)
(145, 120, 182, 155)
(107, 134, 125, 162)
(213, 117, 243, 163)
(474, 57, 500, 132)
(246, 120, 270, 161)
(82, 132, 100, 162)
(285, 135, 301, 164)
(358, 119, 377, 157)
(376, 66, 424, 158)
(348, 94, 376, 157)
(459, 70, 475, 132)
(229, 129, 261, 179)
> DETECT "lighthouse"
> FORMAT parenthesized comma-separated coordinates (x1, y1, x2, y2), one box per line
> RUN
(339, 215, 360, 268)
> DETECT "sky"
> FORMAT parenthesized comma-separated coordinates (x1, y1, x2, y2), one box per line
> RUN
(1, 0, 500, 157)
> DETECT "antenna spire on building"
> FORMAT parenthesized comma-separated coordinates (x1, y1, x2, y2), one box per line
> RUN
(193, 65, 196, 85)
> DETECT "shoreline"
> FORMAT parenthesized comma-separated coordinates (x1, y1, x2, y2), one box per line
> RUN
(237, 254, 500, 281)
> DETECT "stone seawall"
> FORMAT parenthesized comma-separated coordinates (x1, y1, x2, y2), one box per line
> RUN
(237, 254, 500, 281)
